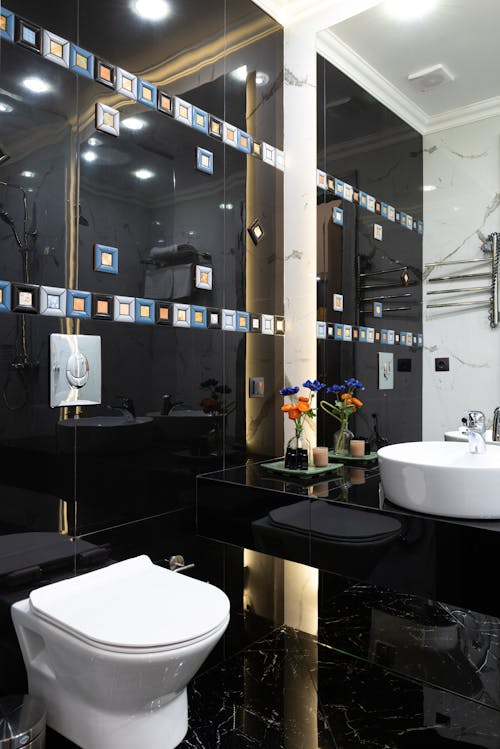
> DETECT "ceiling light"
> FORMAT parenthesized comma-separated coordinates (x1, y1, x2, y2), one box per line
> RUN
(82, 151, 97, 163)
(122, 117, 146, 131)
(87, 137, 101, 147)
(219, 203, 234, 210)
(255, 71, 269, 86)
(385, 0, 436, 20)
(230, 65, 268, 86)
(0, 103, 13, 113)
(134, 168, 154, 180)
(22, 77, 50, 94)
(423, 184, 437, 192)
(132, 0, 169, 21)
(21, 171, 35, 178)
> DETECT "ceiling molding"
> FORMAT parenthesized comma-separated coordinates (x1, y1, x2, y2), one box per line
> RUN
(250, 0, 286, 24)
(318, 28, 500, 136)
(424, 96, 500, 134)
(317, 29, 428, 134)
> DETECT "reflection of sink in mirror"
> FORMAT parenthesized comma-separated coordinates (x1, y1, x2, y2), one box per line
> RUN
(379, 442, 500, 519)
(147, 410, 221, 442)
(57, 416, 153, 454)
(445, 429, 500, 446)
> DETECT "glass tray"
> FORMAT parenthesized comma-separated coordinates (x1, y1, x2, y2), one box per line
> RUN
(262, 459, 344, 480)
(328, 451, 378, 463)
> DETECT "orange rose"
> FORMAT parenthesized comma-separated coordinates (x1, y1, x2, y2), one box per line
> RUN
(288, 407, 300, 420)
(341, 393, 351, 401)
(351, 397, 363, 407)
(281, 403, 292, 412)
(298, 396, 309, 403)
(297, 402, 310, 412)
(200, 397, 218, 413)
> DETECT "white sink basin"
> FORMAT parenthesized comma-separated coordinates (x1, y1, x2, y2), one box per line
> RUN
(378, 441, 500, 519)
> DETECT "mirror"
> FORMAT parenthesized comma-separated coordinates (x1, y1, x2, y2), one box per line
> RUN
(316, 0, 500, 446)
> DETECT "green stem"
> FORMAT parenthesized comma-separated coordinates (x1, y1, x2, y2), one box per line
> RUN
(319, 400, 343, 424)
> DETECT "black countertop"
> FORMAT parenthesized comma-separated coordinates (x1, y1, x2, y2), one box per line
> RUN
(197, 460, 500, 618)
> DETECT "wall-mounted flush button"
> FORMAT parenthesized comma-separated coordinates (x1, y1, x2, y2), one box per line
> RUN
(249, 377, 264, 397)
(66, 351, 89, 388)
(50, 334, 101, 407)
(378, 353, 394, 390)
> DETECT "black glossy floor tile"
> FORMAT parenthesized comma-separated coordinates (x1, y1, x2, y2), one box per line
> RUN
(318, 580, 500, 712)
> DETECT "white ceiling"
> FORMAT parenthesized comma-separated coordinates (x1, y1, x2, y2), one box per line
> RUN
(255, 0, 500, 134)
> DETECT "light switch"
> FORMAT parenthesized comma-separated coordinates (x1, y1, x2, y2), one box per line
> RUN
(249, 377, 264, 398)
(378, 352, 394, 390)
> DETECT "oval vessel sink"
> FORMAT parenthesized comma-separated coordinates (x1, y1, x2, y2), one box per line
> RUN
(378, 441, 500, 519)
(57, 416, 153, 453)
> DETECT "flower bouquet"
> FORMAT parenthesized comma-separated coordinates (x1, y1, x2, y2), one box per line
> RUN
(320, 378, 365, 455)
(280, 379, 325, 468)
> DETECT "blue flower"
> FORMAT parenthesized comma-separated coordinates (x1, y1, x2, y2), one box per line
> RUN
(200, 378, 219, 389)
(302, 379, 326, 392)
(280, 386, 300, 396)
(327, 384, 346, 394)
(344, 378, 365, 390)
(215, 384, 232, 394)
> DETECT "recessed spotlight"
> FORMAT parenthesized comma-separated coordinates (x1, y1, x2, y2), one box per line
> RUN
(132, 0, 169, 20)
(122, 117, 146, 131)
(385, 0, 436, 20)
(134, 168, 154, 180)
(82, 151, 97, 163)
(219, 203, 234, 210)
(22, 77, 50, 94)
(0, 103, 13, 113)
(21, 171, 35, 178)
(230, 65, 268, 86)
(255, 71, 269, 86)
(87, 137, 101, 147)
(423, 184, 437, 192)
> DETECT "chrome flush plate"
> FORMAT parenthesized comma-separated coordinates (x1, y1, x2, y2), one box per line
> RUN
(50, 334, 101, 407)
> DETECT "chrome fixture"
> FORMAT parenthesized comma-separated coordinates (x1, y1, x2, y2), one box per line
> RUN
(168, 555, 195, 573)
(464, 410, 486, 454)
(50, 334, 101, 408)
(492, 407, 500, 442)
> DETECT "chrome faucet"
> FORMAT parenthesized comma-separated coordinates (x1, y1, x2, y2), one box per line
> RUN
(493, 407, 500, 441)
(464, 410, 486, 453)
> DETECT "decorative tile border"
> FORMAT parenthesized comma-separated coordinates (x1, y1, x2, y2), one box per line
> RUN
(316, 320, 423, 348)
(0, 276, 423, 346)
(317, 170, 424, 235)
(2, 6, 284, 174)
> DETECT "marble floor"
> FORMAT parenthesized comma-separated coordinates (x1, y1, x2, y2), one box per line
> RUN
(47, 623, 500, 748)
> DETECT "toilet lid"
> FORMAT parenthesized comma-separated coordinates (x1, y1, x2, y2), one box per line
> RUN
(29, 556, 230, 652)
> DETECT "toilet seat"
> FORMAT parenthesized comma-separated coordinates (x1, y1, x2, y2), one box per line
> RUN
(28, 555, 230, 654)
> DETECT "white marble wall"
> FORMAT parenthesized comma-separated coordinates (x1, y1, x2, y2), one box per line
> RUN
(423, 116, 500, 439)
(283, 20, 319, 446)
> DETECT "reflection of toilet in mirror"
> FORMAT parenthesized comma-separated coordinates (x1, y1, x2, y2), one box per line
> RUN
(11, 555, 230, 749)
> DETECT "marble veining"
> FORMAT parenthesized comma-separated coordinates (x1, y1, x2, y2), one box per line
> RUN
(177, 626, 500, 748)
(318, 581, 500, 712)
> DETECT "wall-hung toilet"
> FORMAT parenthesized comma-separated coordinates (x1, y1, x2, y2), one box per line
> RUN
(11, 555, 230, 749)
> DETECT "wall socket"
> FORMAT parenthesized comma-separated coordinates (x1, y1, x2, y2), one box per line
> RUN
(249, 377, 264, 397)
(378, 352, 394, 390)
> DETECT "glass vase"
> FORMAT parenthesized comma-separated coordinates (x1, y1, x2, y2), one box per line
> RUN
(333, 420, 354, 456)
(285, 426, 311, 469)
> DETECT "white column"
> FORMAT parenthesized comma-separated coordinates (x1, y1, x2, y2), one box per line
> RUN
(283, 20, 318, 447)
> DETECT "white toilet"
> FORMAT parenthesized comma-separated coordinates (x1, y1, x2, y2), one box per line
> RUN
(11, 555, 230, 749)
